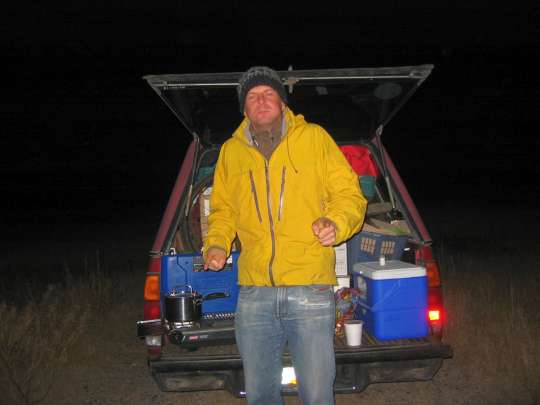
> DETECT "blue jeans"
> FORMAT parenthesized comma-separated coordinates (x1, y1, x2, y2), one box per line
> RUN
(235, 285, 336, 405)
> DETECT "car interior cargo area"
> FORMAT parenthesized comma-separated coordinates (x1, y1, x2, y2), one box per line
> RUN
(137, 142, 432, 349)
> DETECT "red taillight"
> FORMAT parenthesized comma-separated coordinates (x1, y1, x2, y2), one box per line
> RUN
(143, 257, 161, 320)
(428, 310, 440, 321)
(144, 301, 161, 320)
(416, 245, 444, 338)
(144, 274, 160, 301)
(142, 257, 163, 357)
(427, 286, 443, 337)
(425, 261, 441, 287)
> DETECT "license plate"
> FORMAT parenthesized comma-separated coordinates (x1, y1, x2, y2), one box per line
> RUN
(281, 367, 297, 385)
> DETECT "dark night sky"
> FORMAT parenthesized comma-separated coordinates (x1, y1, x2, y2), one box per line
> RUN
(2, 2, 540, 227)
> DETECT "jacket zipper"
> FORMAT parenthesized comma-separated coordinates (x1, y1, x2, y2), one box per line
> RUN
(265, 162, 276, 286)
(278, 166, 286, 221)
(249, 170, 263, 223)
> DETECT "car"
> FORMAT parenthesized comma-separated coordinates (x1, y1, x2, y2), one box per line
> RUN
(137, 65, 452, 396)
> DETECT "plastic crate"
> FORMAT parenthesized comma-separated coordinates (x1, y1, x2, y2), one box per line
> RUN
(161, 252, 239, 315)
(346, 230, 408, 266)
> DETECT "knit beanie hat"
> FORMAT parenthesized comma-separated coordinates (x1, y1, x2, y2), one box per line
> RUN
(237, 66, 288, 112)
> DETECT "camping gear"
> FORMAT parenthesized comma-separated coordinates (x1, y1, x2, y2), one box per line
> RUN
(161, 252, 239, 315)
(164, 285, 228, 325)
(352, 260, 428, 340)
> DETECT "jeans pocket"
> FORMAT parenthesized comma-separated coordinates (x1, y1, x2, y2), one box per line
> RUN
(297, 285, 334, 311)
(305, 285, 332, 294)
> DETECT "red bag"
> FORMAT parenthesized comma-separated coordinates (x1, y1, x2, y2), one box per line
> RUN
(339, 145, 379, 177)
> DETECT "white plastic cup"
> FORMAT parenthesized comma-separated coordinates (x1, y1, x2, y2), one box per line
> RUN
(344, 320, 363, 346)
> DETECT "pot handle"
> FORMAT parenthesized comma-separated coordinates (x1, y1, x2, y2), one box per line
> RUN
(202, 292, 229, 301)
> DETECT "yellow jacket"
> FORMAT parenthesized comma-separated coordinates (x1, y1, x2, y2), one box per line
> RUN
(203, 108, 367, 286)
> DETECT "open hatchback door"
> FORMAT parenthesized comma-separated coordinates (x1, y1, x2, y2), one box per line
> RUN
(143, 65, 433, 143)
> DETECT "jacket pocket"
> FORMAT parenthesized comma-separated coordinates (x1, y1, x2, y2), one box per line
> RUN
(249, 170, 263, 223)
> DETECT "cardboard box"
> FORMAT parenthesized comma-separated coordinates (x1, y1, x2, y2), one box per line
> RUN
(199, 187, 212, 239)
(333, 275, 351, 292)
(369, 218, 411, 236)
(334, 242, 348, 276)
(361, 221, 395, 236)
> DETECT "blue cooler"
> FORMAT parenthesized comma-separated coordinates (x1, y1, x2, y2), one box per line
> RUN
(352, 260, 428, 340)
(161, 252, 239, 315)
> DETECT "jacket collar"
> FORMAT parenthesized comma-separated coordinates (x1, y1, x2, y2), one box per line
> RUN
(234, 107, 298, 145)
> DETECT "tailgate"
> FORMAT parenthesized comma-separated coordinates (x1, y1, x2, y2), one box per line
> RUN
(155, 332, 451, 363)
(149, 332, 452, 394)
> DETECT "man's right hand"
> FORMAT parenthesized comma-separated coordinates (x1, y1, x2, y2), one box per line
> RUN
(204, 247, 227, 271)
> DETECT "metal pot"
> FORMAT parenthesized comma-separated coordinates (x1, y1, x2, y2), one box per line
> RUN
(164, 286, 228, 324)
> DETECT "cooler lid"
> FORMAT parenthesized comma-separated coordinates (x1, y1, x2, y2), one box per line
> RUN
(352, 260, 426, 280)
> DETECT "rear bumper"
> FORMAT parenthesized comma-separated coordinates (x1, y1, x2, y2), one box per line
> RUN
(149, 342, 452, 395)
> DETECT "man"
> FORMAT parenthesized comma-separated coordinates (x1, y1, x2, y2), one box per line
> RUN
(203, 66, 367, 405)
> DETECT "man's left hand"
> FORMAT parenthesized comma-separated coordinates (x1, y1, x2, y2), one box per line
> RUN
(312, 217, 337, 246)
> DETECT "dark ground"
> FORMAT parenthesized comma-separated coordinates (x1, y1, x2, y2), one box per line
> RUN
(3, 198, 538, 405)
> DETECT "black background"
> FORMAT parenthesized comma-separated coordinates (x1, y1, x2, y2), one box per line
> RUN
(3, 2, 539, 229)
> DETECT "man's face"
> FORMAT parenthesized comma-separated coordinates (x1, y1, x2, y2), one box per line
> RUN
(244, 85, 285, 130)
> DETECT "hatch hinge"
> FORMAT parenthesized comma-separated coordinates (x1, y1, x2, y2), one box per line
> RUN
(284, 65, 299, 94)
